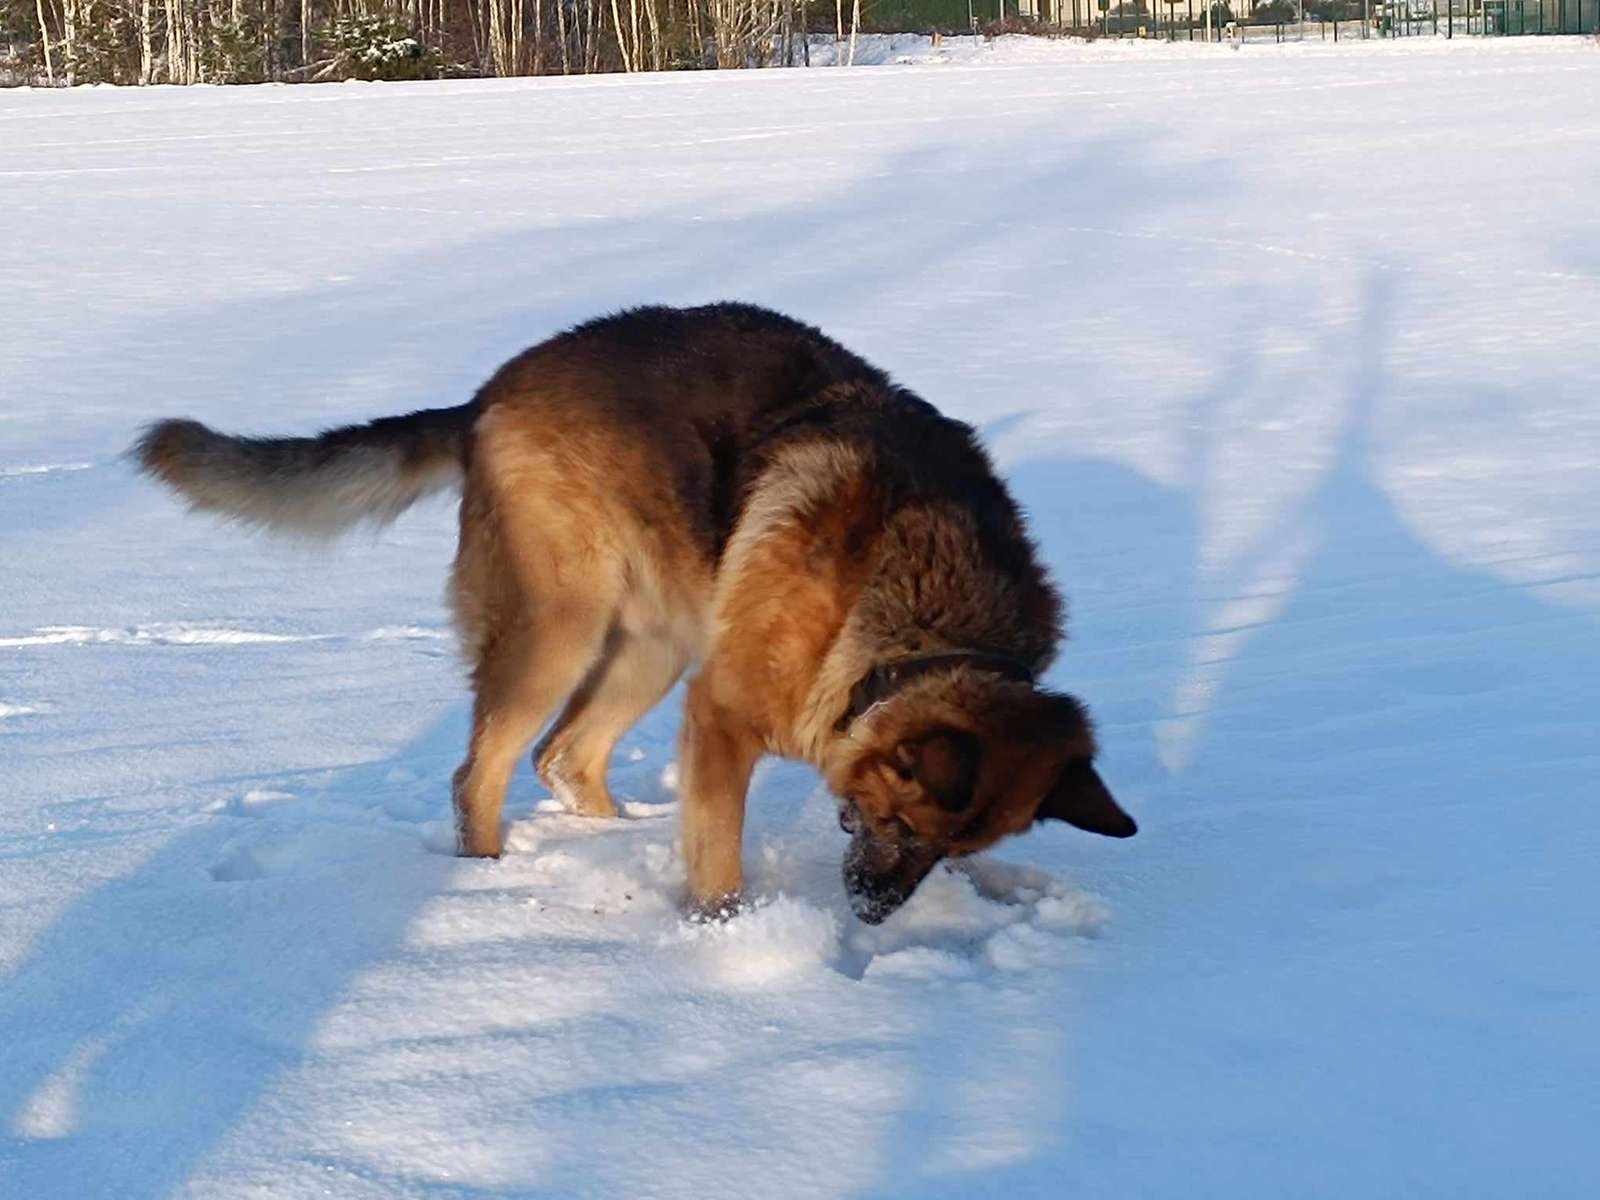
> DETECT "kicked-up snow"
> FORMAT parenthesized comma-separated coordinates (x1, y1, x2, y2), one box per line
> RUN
(3, 35, 1599, 1199)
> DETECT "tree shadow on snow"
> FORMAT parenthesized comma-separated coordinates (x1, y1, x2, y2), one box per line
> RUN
(0, 706, 473, 1198)
(83, 124, 1222, 456)
(844, 270, 1600, 1195)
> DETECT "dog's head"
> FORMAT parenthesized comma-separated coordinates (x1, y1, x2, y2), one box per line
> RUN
(825, 672, 1135, 924)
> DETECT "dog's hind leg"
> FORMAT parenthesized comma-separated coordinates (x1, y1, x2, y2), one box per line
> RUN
(534, 631, 687, 819)
(447, 446, 621, 857)
(451, 593, 614, 857)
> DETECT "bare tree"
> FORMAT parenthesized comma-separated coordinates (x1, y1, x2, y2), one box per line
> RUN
(33, 0, 56, 82)
(1, 0, 864, 85)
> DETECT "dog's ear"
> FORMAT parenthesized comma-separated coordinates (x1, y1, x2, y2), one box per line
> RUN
(893, 729, 981, 813)
(1037, 759, 1137, 837)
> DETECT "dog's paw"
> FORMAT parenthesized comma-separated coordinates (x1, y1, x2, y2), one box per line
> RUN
(683, 891, 744, 925)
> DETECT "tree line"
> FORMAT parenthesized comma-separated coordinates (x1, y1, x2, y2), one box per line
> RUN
(0, 0, 882, 85)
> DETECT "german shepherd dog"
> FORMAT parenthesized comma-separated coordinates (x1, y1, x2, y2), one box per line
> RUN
(135, 304, 1135, 923)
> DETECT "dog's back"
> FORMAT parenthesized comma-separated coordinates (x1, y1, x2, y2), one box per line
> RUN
(472, 304, 893, 560)
(473, 304, 1034, 571)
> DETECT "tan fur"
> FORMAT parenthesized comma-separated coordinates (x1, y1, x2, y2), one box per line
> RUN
(712, 442, 879, 759)
(445, 400, 712, 855)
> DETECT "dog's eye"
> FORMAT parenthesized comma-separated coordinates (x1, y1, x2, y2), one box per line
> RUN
(894, 765, 915, 783)
(896, 816, 920, 841)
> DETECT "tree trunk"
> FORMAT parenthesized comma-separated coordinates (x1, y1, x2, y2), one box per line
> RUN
(35, 0, 56, 83)
(609, 0, 633, 68)
(644, 0, 660, 67)
(164, 0, 177, 82)
(140, 0, 154, 82)
(61, 0, 76, 85)
(261, 0, 274, 80)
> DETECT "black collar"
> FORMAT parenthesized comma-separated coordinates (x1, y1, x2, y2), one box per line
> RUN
(834, 650, 1035, 733)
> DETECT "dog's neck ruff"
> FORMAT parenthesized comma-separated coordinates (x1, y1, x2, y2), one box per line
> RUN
(834, 650, 1035, 733)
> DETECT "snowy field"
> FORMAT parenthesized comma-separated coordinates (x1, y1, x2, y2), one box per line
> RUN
(4, 36, 1599, 1199)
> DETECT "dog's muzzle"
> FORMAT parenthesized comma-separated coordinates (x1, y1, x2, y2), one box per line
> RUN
(841, 828, 930, 926)
(843, 864, 907, 925)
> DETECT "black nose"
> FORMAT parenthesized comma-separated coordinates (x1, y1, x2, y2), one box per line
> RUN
(848, 888, 904, 926)
(851, 896, 902, 928)
(843, 857, 906, 925)
(838, 801, 861, 835)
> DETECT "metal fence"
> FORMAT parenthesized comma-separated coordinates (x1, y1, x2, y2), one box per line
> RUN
(921, 0, 1600, 36)
(1481, 0, 1598, 32)
(1081, 1, 1600, 38)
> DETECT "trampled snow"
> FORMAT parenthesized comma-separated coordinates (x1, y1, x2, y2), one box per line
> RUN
(3, 36, 1598, 1199)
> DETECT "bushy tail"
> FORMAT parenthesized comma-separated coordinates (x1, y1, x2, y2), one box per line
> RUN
(132, 405, 473, 536)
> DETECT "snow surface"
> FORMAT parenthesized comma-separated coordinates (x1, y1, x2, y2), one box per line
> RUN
(3, 35, 1599, 1200)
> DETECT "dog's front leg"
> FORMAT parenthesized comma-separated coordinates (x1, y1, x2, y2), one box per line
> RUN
(679, 671, 763, 919)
